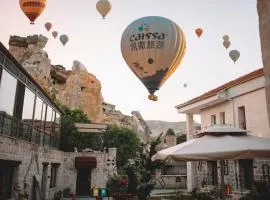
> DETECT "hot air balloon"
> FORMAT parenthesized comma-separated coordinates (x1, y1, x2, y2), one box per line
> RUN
(223, 35, 230, 41)
(60, 35, 69, 46)
(45, 22, 52, 31)
(19, 0, 46, 24)
(229, 50, 240, 63)
(195, 28, 203, 38)
(52, 31, 58, 38)
(183, 83, 187, 88)
(223, 40, 231, 49)
(96, 0, 111, 19)
(121, 16, 186, 101)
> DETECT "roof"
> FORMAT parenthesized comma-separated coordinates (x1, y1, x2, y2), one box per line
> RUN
(0, 42, 63, 114)
(176, 68, 264, 109)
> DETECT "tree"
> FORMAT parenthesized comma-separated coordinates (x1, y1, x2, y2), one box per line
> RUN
(104, 125, 141, 169)
(124, 134, 167, 200)
(59, 105, 91, 151)
(177, 134, 187, 144)
(166, 128, 176, 136)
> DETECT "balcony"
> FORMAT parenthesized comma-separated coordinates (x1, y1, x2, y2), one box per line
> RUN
(0, 111, 59, 148)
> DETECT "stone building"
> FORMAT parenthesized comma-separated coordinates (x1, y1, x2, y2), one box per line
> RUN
(154, 131, 187, 189)
(0, 42, 115, 200)
(175, 68, 270, 193)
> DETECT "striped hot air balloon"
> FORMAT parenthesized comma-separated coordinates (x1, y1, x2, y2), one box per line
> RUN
(19, 0, 46, 24)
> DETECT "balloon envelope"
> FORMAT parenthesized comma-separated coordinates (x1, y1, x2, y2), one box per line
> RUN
(45, 22, 52, 31)
(121, 16, 186, 100)
(195, 28, 203, 38)
(223, 35, 230, 41)
(19, 0, 46, 24)
(229, 50, 240, 63)
(183, 83, 187, 88)
(52, 31, 58, 38)
(223, 40, 231, 49)
(60, 35, 69, 46)
(96, 0, 111, 19)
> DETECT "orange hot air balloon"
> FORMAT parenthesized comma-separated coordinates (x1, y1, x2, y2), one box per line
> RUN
(195, 28, 203, 38)
(19, 0, 46, 24)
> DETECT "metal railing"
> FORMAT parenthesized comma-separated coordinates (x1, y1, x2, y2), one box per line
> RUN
(0, 111, 59, 148)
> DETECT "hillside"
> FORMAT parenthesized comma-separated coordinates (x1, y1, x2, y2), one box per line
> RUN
(146, 120, 200, 137)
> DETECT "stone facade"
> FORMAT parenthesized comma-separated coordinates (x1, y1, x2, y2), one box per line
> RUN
(0, 134, 115, 200)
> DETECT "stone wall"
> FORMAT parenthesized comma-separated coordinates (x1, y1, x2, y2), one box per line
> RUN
(195, 159, 270, 193)
(0, 134, 114, 200)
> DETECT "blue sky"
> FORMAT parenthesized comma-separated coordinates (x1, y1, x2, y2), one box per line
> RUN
(0, 0, 262, 122)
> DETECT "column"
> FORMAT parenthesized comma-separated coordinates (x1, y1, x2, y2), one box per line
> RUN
(258, 0, 270, 133)
(186, 113, 197, 192)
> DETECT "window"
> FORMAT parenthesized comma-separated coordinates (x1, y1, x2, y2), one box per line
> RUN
(13, 81, 25, 119)
(0, 70, 17, 115)
(207, 161, 218, 185)
(224, 160, 229, 175)
(238, 106, 246, 129)
(238, 159, 253, 189)
(220, 112, 225, 125)
(22, 88, 35, 122)
(262, 164, 270, 184)
(45, 106, 53, 133)
(50, 164, 59, 188)
(211, 115, 216, 126)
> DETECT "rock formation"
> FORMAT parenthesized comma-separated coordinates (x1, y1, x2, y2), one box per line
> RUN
(8, 34, 152, 141)
(9, 35, 105, 122)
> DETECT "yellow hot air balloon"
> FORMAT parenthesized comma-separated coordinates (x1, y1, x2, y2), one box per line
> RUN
(45, 22, 52, 31)
(19, 0, 46, 24)
(96, 0, 111, 19)
(121, 16, 186, 101)
(223, 35, 230, 41)
(229, 50, 240, 63)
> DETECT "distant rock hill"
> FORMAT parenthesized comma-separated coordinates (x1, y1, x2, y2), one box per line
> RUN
(146, 120, 200, 137)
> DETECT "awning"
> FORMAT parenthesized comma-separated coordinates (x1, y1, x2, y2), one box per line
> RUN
(75, 157, 97, 169)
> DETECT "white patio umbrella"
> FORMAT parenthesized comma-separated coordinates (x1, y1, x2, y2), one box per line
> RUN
(152, 125, 270, 162)
(152, 125, 270, 199)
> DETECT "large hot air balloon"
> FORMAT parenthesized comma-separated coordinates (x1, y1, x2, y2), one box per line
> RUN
(60, 35, 69, 46)
(96, 0, 111, 19)
(223, 40, 231, 49)
(52, 31, 58, 38)
(195, 28, 203, 38)
(223, 35, 230, 41)
(45, 22, 52, 31)
(229, 50, 240, 63)
(19, 0, 46, 24)
(121, 16, 186, 101)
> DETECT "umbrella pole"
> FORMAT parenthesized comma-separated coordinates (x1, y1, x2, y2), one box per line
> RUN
(220, 160, 225, 200)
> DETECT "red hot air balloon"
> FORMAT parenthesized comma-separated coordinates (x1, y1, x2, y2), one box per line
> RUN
(45, 22, 52, 31)
(195, 28, 203, 38)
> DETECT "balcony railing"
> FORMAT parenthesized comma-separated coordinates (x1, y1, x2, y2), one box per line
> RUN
(0, 111, 59, 148)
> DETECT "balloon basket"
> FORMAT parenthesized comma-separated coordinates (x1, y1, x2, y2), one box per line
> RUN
(148, 94, 158, 101)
